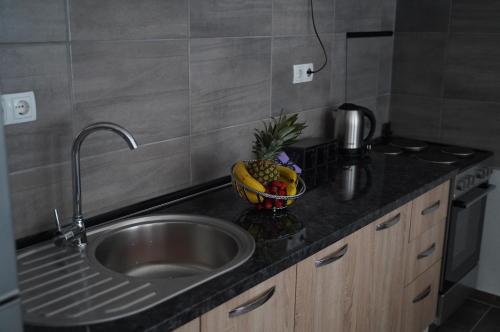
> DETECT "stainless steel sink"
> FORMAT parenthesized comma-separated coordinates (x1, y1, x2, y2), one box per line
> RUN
(94, 217, 247, 279)
(17, 214, 255, 326)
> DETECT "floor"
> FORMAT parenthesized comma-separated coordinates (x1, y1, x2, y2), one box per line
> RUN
(434, 298, 500, 332)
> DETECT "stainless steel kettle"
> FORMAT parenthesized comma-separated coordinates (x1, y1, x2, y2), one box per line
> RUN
(335, 103, 376, 151)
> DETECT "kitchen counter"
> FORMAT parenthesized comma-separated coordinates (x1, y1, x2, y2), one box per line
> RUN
(24, 148, 493, 332)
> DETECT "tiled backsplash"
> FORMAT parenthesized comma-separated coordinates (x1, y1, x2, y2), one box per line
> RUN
(0, 0, 395, 239)
(391, 0, 500, 165)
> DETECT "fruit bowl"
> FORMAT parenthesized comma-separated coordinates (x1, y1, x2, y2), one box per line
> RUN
(231, 161, 306, 210)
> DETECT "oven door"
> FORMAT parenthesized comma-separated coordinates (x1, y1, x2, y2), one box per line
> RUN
(444, 184, 495, 287)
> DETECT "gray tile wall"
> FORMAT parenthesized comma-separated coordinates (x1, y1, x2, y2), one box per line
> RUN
(391, 0, 500, 165)
(0, 0, 396, 239)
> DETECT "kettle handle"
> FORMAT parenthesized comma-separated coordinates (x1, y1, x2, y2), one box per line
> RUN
(360, 106, 376, 143)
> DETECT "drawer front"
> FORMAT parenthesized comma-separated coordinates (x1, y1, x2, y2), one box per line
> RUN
(405, 218, 446, 286)
(402, 261, 441, 332)
(410, 181, 450, 241)
(201, 266, 296, 332)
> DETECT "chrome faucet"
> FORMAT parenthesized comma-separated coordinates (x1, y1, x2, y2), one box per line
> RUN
(54, 122, 138, 249)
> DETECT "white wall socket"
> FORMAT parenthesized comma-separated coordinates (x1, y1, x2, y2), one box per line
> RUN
(1, 91, 37, 125)
(293, 63, 314, 84)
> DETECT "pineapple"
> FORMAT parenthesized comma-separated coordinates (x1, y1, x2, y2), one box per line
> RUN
(248, 113, 306, 185)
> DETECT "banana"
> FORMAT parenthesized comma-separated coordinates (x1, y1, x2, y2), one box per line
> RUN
(233, 162, 266, 204)
(286, 182, 297, 206)
(277, 165, 297, 183)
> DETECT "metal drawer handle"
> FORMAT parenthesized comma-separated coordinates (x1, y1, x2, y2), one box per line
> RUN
(315, 244, 348, 268)
(417, 243, 436, 260)
(376, 214, 401, 231)
(422, 201, 440, 216)
(228, 286, 275, 318)
(412, 286, 432, 303)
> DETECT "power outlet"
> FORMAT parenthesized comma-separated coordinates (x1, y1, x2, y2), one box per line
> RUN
(293, 63, 314, 84)
(1, 91, 37, 125)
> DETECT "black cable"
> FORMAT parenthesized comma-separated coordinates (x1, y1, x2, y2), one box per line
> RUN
(307, 0, 328, 75)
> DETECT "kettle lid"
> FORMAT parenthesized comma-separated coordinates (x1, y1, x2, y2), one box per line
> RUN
(338, 103, 362, 111)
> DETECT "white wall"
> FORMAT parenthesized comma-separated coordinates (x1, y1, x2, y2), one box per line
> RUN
(474, 169, 500, 296)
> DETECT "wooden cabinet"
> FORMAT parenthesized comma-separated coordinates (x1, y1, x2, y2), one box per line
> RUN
(201, 266, 296, 332)
(410, 181, 450, 241)
(367, 203, 412, 332)
(294, 203, 411, 332)
(179, 181, 451, 332)
(402, 261, 442, 332)
(173, 318, 200, 332)
(294, 228, 369, 332)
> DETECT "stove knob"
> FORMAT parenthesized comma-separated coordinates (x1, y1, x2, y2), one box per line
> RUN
(476, 168, 486, 179)
(456, 179, 466, 191)
(467, 175, 476, 186)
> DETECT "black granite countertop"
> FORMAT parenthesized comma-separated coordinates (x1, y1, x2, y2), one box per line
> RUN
(25, 147, 493, 332)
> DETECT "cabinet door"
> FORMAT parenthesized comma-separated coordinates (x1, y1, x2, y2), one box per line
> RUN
(294, 228, 370, 332)
(201, 266, 296, 332)
(367, 203, 412, 332)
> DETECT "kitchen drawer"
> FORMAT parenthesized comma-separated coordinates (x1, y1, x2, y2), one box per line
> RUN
(405, 218, 446, 286)
(410, 181, 450, 241)
(402, 261, 441, 332)
(201, 266, 296, 332)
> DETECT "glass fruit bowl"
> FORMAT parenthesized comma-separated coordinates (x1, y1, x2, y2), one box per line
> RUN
(231, 161, 306, 210)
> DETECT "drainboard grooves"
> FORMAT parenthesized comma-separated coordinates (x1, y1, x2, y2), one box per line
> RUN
(105, 292, 157, 314)
(68, 283, 153, 318)
(44, 281, 130, 317)
(23, 272, 101, 304)
(26, 277, 113, 313)
(18, 253, 82, 275)
(21, 267, 91, 293)
(19, 260, 86, 284)
(20, 249, 72, 266)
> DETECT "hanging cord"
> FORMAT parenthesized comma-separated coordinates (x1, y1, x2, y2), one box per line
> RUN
(307, 0, 328, 75)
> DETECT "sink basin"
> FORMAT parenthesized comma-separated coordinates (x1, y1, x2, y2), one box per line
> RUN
(17, 214, 255, 326)
(94, 218, 246, 279)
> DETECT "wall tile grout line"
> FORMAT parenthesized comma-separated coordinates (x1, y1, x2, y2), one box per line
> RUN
(269, 0, 274, 118)
(438, 0, 455, 143)
(187, 0, 193, 186)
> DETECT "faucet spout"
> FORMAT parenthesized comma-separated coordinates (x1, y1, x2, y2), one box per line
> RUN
(70, 122, 138, 248)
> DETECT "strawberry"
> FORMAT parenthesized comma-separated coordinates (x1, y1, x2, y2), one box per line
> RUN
(264, 199, 273, 209)
(275, 200, 283, 208)
(270, 181, 282, 188)
(278, 181, 288, 190)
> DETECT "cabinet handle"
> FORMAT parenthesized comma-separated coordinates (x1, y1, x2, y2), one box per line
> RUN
(228, 286, 275, 318)
(421, 201, 440, 216)
(376, 214, 401, 231)
(417, 243, 436, 260)
(412, 286, 432, 303)
(315, 244, 348, 268)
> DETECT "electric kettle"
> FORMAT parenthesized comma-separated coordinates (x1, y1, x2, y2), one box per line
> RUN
(335, 103, 376, 152)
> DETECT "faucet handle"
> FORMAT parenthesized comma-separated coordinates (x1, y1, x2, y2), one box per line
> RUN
(53, 208, 63, 232)
(53, 208, 77, 244)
